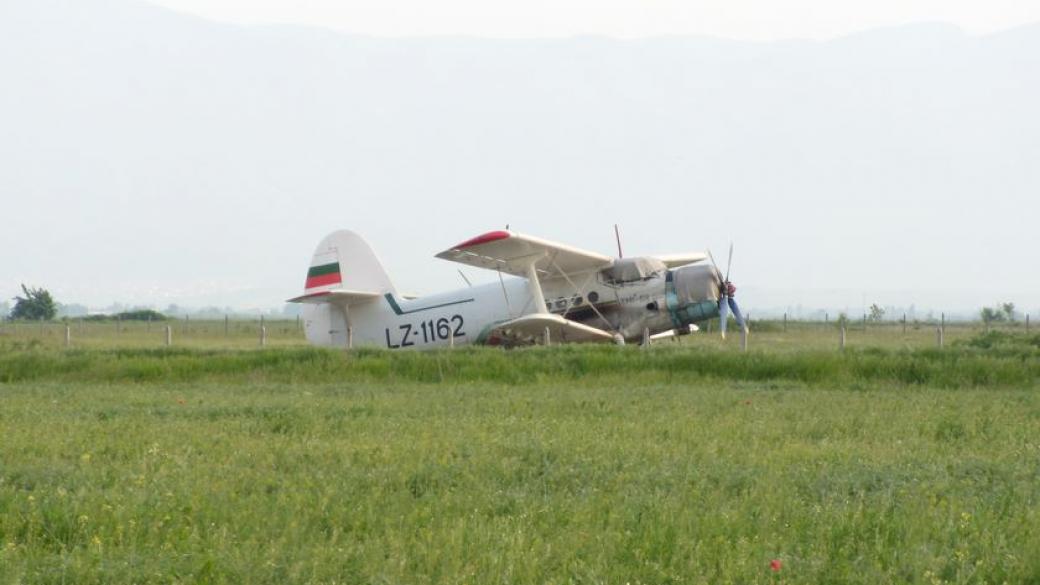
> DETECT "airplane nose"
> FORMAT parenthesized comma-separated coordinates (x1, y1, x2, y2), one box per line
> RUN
(664, 265, 721, 326)
(670, 264, 721, 301)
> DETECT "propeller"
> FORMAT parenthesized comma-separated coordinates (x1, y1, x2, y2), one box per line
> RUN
(708, 244, 747, 340)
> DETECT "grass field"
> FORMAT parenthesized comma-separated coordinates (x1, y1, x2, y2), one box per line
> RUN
(1, 323, 1039, 584)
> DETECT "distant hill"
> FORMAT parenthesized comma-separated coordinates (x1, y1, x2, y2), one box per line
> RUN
(1, 0, 1037, 311)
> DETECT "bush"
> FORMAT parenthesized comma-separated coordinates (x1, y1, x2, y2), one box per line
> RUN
(115, 309, 168, 321)
(76, 310, 168, 322)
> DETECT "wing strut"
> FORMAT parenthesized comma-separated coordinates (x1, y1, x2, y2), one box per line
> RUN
(550, 259, 617, 334)
(496, 267, 513, 318)
(524, 259, 547, 314)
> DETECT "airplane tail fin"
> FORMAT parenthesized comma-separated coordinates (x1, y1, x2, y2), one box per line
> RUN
(289, 230, 397, 303)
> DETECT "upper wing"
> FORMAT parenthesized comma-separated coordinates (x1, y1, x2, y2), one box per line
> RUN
(435, 230, 613, 279)
(655, 252, 709, 268)
(482, 313, 617, 345)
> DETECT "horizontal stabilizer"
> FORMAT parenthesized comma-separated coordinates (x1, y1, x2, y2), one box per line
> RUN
(287, 289, 380, 304)
(486, 313, 616, 345)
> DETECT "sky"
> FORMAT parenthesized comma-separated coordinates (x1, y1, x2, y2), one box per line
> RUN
(149, 0, 1040, 40)
(0, 0, 1038, 317)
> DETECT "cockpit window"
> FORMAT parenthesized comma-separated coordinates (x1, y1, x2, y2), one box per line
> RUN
(600, 257, 667, 285)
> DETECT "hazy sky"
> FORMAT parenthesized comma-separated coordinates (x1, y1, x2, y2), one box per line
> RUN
(150, 0, 1040, 40)
(1, 0, 1038, 316)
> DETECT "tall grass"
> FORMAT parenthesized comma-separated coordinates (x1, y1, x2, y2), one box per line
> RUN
(2, 336, 1037, 388)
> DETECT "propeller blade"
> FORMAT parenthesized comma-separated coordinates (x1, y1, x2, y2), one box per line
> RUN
(707, 249, 723, 282)
(706, 249, 726, 302)
(728, 296, 746, 332)
(718, 293, 729, 339)
(725, 242, 734, 283)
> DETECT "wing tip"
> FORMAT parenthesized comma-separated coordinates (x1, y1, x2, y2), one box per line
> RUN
(452, 230, 512, 250)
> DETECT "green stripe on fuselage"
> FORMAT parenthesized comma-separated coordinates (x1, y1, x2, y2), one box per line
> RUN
(307, 262, 340, 278)
(384, 294, 474, 316)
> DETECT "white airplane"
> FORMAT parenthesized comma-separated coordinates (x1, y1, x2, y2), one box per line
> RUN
(289, 230, 747, 349)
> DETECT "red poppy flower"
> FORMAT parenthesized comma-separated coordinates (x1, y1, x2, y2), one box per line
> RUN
(770, 559, 782, 571)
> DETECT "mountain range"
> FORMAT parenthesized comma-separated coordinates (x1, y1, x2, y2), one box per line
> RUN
(1, 0, 1037, 313)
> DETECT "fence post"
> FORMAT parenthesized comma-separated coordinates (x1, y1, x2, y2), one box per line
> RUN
(937, 325, 944, 349)
(1027, 314, 1031, 333)
(449, 327, 454, 348)
(740, 325, 748, 352)
(783, 312, 787, 332)
(902, 313, 906, 334)
(260, 325, 267, 347)
(346, 326, 353, 349)
(543, 326, 551, 346)
(840, 323, 846, 351)
(642, 327, 650, 348)
(165, 325, 172, 347)
(65, 325, 71, 348)
(224, 314, 229, 337)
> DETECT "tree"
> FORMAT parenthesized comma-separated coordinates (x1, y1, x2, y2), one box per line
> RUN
(868, 303, 886, 322)
(10, 284, 57, 321)
(1001, 302, 1016, 322)
(980, 306, 1005, 324)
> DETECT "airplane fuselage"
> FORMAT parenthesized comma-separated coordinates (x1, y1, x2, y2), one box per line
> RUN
(303, 268, 716, 349)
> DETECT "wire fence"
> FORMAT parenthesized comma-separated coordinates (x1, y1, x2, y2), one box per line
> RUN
(0, 317, 305, 350)
(0, 313, 1031, 352)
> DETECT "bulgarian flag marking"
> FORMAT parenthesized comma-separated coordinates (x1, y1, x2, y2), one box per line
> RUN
(305, 262, 342, 289)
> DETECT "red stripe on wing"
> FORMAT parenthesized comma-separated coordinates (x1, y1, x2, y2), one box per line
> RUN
(453, 230, 511, 249)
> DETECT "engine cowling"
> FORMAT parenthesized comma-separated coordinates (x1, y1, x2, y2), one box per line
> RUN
(664, 263, 721, 327)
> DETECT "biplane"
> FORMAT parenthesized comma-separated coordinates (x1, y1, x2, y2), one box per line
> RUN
(290, 230, 746, 348)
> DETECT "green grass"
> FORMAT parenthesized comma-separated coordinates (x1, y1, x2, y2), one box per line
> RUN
(1, 335, 1038, 388)
(1, 329, 1039, 584)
